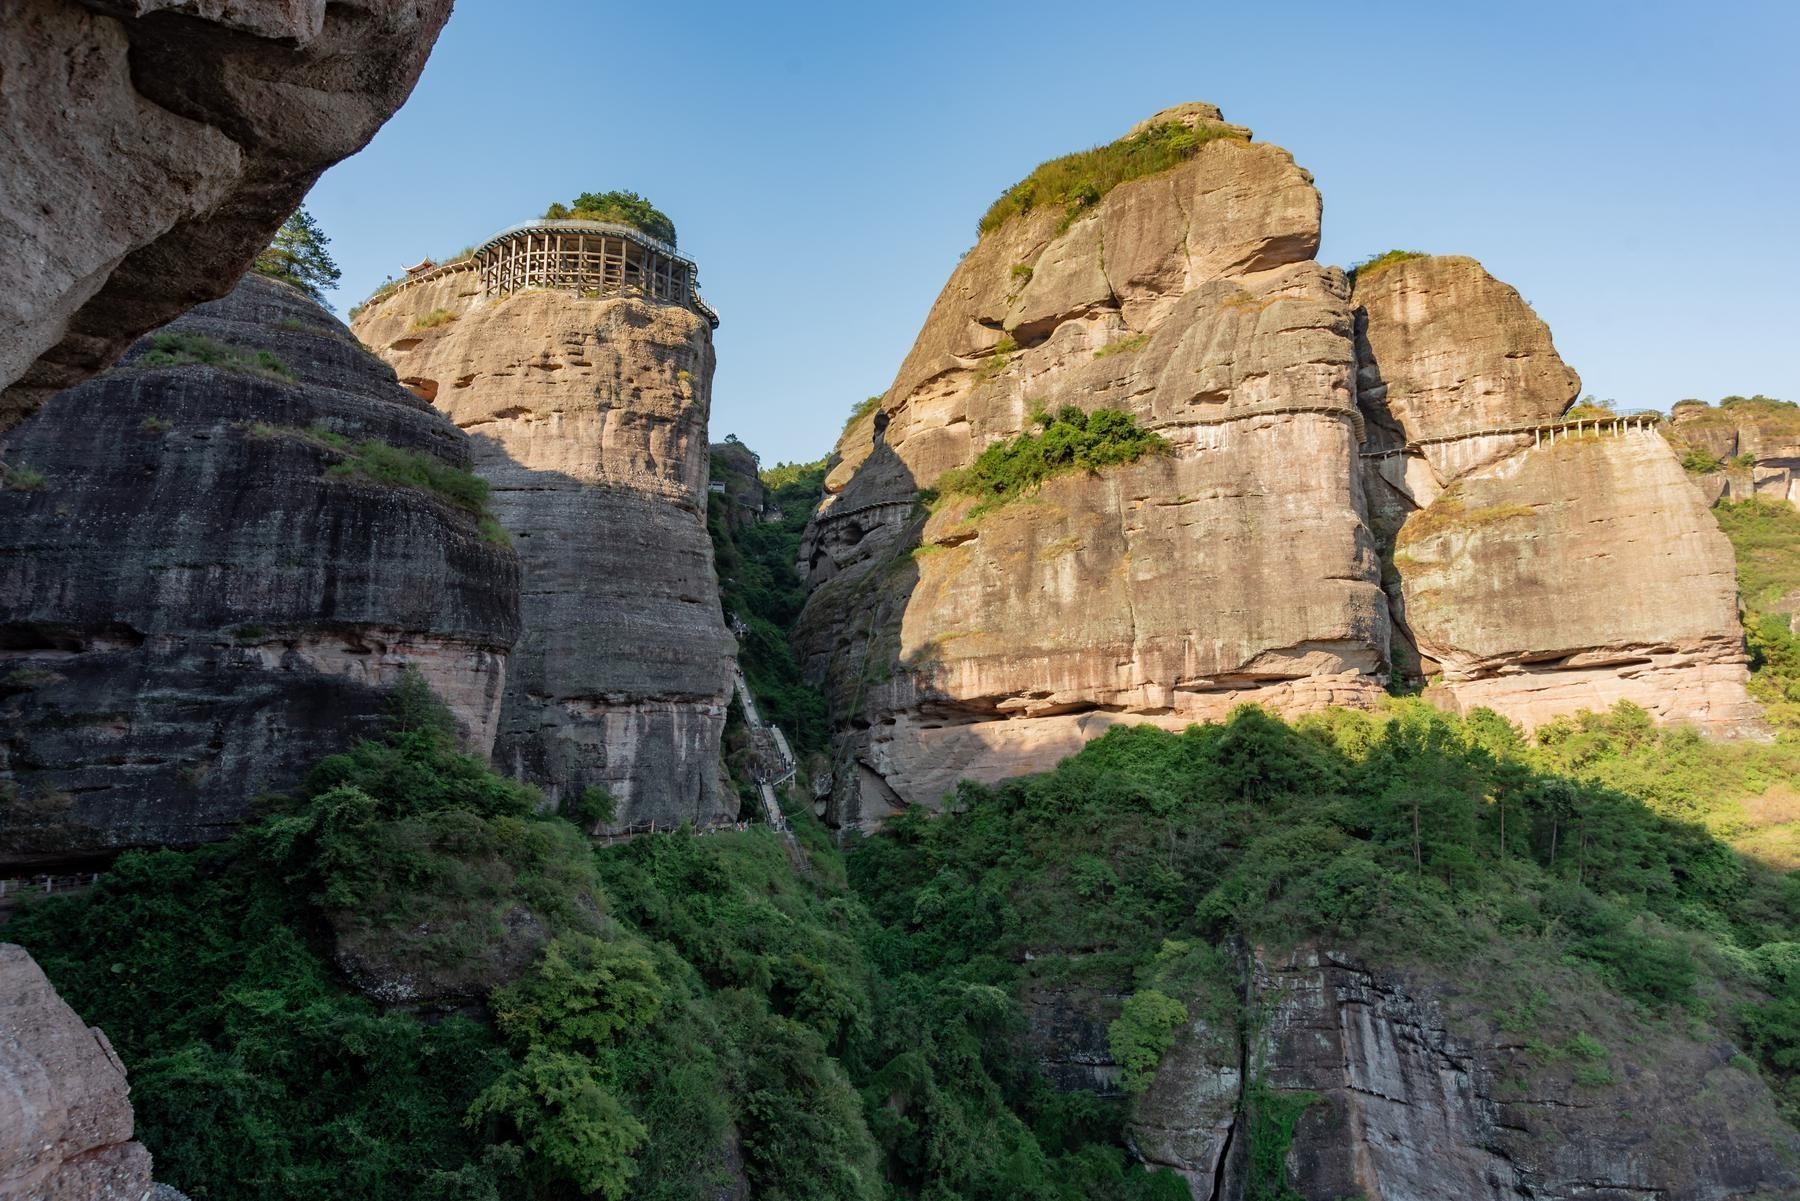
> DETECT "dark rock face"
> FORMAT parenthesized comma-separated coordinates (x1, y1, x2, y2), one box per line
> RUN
(0, 0, 453, 427)
(1025, 947, 1800, 1200)
(0, 276, 520, 866)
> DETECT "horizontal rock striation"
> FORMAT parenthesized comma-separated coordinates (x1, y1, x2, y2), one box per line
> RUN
(798, 104, 1390, 829)
(0, 275, 519, 866)
(353, 269, 737, 832)
(1354, 255, 1757, 731)
(0, 0, 451, 428)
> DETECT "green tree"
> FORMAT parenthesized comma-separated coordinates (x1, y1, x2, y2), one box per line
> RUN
(544, 190, 677, 247)
(1108, 990, 1188, 1093)
(254, 206, 341, 302)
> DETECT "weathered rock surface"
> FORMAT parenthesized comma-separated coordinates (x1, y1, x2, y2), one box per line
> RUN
(1025, 946, 1800, 1200)
(0, 942, 152, 1200)
(797, 105, 1391, 829)
(1354, 256, 1757, 731)
(354, 269, 737, 831)
(1667, 397, 1800, 508)
(0, 275, 520, 866)
(0, 0, 452, 428)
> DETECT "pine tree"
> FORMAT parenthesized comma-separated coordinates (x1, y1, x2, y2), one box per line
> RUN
(253, 205, 341, 302)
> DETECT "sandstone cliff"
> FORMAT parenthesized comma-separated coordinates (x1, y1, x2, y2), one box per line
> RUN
(1029, 945, 1800, 1200)
(799, 108, 1762, 828)
(353, 267, 738, 832)
(1666, 396, 1800, 508)
(0, 943, 154, 1200)
(1354, 255, 1757, 730)
(797, 103, 1392, 828)
(0, 275, 519, 866)
(0, 0, 451, 429)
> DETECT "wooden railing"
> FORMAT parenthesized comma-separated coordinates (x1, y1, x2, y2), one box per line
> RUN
(1359, 411, 1663, 461)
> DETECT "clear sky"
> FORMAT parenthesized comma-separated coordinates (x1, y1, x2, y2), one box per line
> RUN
(308, 0, 1800, 465)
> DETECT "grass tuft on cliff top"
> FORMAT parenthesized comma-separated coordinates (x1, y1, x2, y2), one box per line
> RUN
(978, 120, 1248, 237)
(936, 405, 1168, 515)
(1347, 248, 1429, 281)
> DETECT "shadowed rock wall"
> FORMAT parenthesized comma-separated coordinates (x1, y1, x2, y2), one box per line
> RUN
(0, 275, 519, 866)
(354, 270, 737, 832)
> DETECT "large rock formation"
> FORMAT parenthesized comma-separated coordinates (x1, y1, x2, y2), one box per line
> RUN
(1355, 255, 1758, 730)
(1028, 946, 1800, 1200)
(0, 0, 452, 428)
(0, 275, 519, 866)
(0, 942, 153, 1200)
(1666, 396, 1800, 508)
(352, 265, 738, 831)
(798, 107, 1762, 829)
(797, 103, 1392, 828)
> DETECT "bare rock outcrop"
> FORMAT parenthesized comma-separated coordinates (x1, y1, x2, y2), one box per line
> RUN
(0, 275, 519, 866)
(0, 0, 452, 429)
(0, 942, 152, 1200)
(1666, 397, 1800, 508)
(353, 267, 737, 831)
(1027, 946, 1800, 1200)
(797, 104, 1388, 828)
(1354, 255, 1757, 731)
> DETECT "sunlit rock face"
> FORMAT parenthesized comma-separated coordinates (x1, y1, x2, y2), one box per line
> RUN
(1354, 255, 1758, 733)
(355, 272, 737, 832)
(0, 275, 519, 866)
(798, 107, 1762, 832)
(797, 104, 1390, 829)
(0, 0, 452, 428)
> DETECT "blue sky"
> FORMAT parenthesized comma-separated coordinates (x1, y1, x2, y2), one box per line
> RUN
(309, 0, 1800, 465)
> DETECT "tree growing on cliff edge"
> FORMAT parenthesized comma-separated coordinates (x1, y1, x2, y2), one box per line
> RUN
(253, 206, 341, 303)
(544, 190, 677, 247)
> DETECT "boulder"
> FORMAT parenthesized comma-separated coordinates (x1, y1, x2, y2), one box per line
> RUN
(0, 942, 152, 1200)
(0, 0, 452, 427)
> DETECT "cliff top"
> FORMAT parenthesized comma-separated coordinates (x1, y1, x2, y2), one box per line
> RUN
(976, 101, 1252, 236)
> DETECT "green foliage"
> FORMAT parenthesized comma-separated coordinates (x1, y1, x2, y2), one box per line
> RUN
(1347, 248, 1427, 280)
(141, 332, 296, 380)
(708, 455, 831, 753)
(569, 784, 619, 827)
(1682, 447, 1725, 473)
(1, 461, 45, 490)
(1093, 334, 1150, 359)
(936, 406, 1169, 514)
(410, 308, 457, 330)
(842, 395, 883, 438)
(296, 430, 509, 545)
(1243, 1083, 1317, 1201)
(1108, 991, 1188, 1093)
(1712, 498, 1800, 724)
(545, 190, 678, 247)
(254, 206, 341, 302)
(979, 120, 1248, 236)
(467, 1048, 647, 1199)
